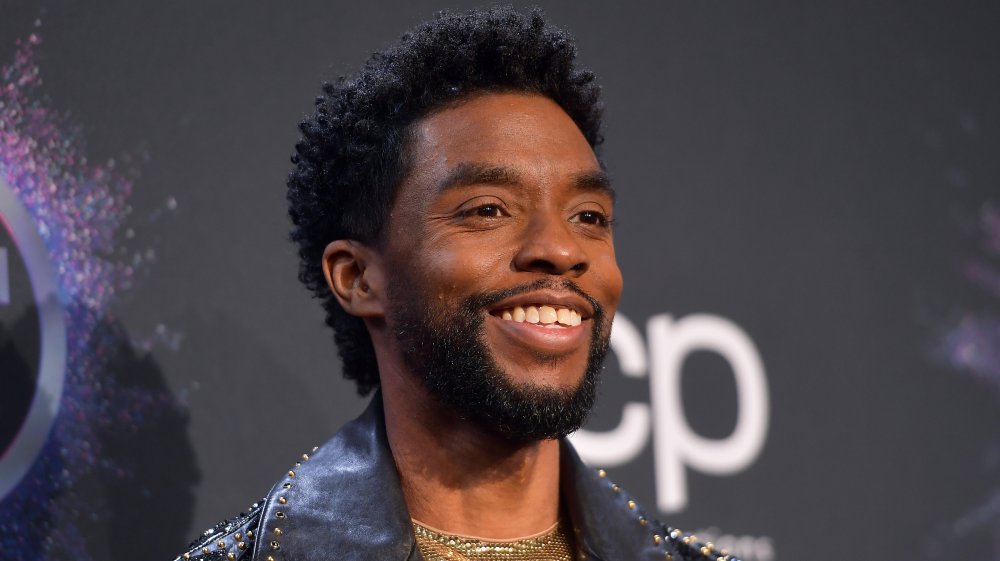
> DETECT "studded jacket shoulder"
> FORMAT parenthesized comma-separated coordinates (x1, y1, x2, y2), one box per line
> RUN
(174, 500, 264, 561)
(172, 396, 743, 561)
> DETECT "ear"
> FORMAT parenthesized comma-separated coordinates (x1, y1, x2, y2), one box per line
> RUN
(322, 240, 385, 318)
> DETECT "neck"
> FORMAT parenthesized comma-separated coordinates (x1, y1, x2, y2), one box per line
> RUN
(380, 362, 562, 540)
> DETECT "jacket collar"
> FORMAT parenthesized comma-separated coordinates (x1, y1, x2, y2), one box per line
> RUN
(253, 393, 664, 561)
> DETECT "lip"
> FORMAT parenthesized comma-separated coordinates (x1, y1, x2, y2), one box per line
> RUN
(486, 312, 589, 356)
(484, 289, 594, 356)
(487, 290, 594, 319)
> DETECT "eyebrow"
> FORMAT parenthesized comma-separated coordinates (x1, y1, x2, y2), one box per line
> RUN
(437, 162, 616, 201)
(437, 163, 521, 192)
(570, 169, 616, 202)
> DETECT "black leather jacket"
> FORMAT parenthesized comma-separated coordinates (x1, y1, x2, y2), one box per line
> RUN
(174, 396, 739, 561)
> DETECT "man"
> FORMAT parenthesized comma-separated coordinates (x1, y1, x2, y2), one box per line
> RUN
(175, 7, 738, 561)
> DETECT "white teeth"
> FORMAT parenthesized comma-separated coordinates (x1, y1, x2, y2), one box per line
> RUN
(497, 305, 582, 326)
(538, 306, 557, 324)
(513, 306, 526, 322)
(525, 306, 540, 324)
(557, 308, 572, 325)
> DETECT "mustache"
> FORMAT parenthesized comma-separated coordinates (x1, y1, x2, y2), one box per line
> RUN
(463, 278, 605, 322)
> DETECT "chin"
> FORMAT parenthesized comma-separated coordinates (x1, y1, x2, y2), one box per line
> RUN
(508, 368, 588, 393)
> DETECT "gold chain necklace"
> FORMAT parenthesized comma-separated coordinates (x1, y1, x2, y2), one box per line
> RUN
(412, 519, 574, 561)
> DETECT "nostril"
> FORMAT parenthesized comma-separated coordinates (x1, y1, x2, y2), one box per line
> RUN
(519, 257, 587, 275)
(525, 258, 560, 274)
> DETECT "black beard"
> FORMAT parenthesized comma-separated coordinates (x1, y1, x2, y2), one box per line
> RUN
(389, 278, 611, 442)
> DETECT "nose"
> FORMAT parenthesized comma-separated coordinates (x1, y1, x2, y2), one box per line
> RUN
(512, 215, 589, 276)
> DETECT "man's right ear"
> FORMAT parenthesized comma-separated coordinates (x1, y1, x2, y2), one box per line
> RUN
(322, 240, 385, 318)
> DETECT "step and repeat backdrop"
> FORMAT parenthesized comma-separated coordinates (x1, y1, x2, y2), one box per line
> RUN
(1, 2, 998, 560)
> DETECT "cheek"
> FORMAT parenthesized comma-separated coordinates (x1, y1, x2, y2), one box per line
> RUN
(418, 236, 511, 297)
(593, 253, 624, 308)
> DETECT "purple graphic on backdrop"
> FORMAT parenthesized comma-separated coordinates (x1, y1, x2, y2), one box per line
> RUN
(0, 25, 180, 560)
(935, 202, 1000, 557)
(941, 204, 1000, 390)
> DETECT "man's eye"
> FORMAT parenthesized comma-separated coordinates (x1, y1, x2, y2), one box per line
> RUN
(572, 210, 610, 227)
(473, 204, 504, 218)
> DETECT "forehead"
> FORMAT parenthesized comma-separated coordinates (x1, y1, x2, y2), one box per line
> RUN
(399, 93, 602, 200)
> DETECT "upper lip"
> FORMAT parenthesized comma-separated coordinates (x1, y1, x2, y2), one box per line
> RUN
(488, 290, 594, 319)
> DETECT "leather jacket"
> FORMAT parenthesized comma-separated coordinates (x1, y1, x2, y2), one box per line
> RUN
(174, 395, 739, 561)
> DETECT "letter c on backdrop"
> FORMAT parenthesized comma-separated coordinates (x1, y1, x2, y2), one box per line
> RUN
(570, 313, 769, 514)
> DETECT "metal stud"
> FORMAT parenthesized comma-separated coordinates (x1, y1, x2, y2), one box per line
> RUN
(201, 547, 209, 555)
(274, 528, 282, 537)
(312, 446, 318, 452)
(246, 531, 254, 539)
(217, 541, 226, 549)
(611, 484, 620, 493)
(653, 534, 662, 545)
(238, 541, 246, 550)
(627, 500, 636, 510)
(267, 557, 275, 561)
(701, 546, 711, 556)
(183, 554, 190, 560)
(227, 553, 235, 560)
(597, 469, 607, 478)
(288, 470, 295, 477)
(638, 516, 647, 526)
(302, 454, 309, 461)
(234, 533, 242, 541)
(665, 554, 673, 560)
(683, 536, 692, 545)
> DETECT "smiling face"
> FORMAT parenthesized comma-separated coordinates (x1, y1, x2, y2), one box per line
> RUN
(379, 92, 623, 439)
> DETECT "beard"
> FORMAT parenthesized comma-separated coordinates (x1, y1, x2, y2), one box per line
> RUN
(389, 277, 612, 442)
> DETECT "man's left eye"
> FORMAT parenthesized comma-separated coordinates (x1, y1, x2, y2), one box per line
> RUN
(474, 204, 504, 218)
(571, 210, 610, 227)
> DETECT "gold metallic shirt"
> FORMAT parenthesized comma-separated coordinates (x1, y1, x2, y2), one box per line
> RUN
(412, 519, 574, 561)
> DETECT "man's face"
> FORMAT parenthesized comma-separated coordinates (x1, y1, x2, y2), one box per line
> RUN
(381, 93, 623, 440)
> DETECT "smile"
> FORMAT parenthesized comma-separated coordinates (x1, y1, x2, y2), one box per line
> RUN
(494, 305, 583, 327)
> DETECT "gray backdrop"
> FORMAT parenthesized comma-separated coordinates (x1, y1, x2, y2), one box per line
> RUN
(1, 2, 999, 560)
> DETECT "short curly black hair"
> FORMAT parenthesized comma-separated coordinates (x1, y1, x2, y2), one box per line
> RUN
(287, 6, 605, 395)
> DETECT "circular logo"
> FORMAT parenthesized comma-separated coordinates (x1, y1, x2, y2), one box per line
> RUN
(0, 177, 67, 500)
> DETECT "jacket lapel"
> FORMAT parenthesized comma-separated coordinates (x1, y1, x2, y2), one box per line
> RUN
(253, 394, 419, 561)
(561, 441, 673, 560)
